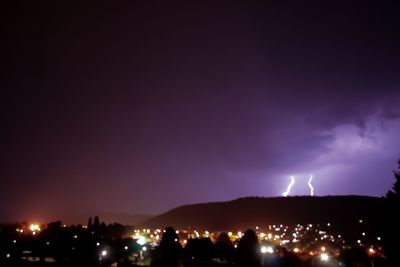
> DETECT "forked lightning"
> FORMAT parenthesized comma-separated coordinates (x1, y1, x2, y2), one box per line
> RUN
(282, 175, 315, 196)
(282, 176, 295, 197)
(308, 175, 314, 196)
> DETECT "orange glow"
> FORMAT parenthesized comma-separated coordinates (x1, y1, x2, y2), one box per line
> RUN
(29, 224, 40, 232)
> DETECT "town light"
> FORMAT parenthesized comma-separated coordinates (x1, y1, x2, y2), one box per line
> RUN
(320, 253, 329, 261)
(261, 246, 274, 254)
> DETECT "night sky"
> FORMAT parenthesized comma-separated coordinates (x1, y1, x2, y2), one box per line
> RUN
(2, 1, 400, 223)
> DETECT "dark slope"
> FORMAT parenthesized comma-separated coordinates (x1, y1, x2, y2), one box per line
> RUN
(142, 196, 383, 231)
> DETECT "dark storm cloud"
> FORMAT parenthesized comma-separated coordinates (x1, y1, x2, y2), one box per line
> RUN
(1, 1, 400, 222)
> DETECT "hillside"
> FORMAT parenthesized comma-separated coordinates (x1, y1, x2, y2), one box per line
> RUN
(142, 196, 384, 231)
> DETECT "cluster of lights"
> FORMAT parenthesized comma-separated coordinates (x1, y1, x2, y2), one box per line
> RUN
(29, 224, 40, 231)
(17, 220, 378, 262)
(136, 236, 146, 246)
(261, 246, 274, 254)
(320, 253, 329, 261)
(29, 224, 41, 235)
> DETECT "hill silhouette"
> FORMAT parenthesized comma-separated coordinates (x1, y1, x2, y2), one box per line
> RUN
(142, 196, 383, 232)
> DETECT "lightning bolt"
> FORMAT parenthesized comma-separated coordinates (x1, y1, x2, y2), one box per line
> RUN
(282, 176, 295, 197)
(308, 175, 314, 196)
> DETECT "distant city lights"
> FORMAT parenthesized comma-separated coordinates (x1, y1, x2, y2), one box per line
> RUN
(368, 248, 376, 255)
(261, 246, 274, 254)
(3, 219, 385, 265)
(136, 236, 146, 246)
(29, 224, 40, 232)
(320, 253, 329, 261)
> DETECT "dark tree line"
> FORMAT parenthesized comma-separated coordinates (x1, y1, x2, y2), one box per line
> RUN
(0, 216, 138, 267)
(151, 227, 263, 267)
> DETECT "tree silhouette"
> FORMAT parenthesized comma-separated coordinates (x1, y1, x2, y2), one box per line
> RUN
(386, 159, 400, 200)
(151, 226, 182, 267)
(93, 216, 100, 231)
(184, 238, 213, 264)
(214, 232, 234, 263)
(236, 229, 261, 267)
(384, 159, 400, 267)
(87, 217, 93, 231)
